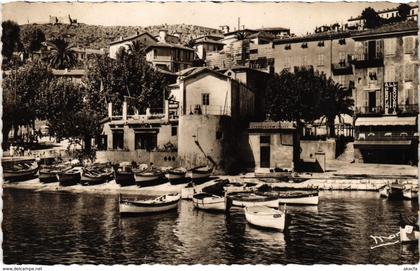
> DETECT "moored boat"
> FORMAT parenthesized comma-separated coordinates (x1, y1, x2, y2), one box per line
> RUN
(378, 185, 390, 198)
(134, 168, 165, 187)
(388, 182, 404, 200)
(192, 192, 225, 211)
(115, 162, 135, 186)
(81, 165, 114, 186)
(39, 164, 71, 183)
(274, 191, 319, 205)
(244, 206, 287, 231)
(403, 186, 418, 200)
(227, 192, 280, 208)
(57, 167, 82, 186)
(119, 193, 181, 214)
(165, 167, 188, 185)
(189, 165, 213, 183)
(3, 161, 39, 182)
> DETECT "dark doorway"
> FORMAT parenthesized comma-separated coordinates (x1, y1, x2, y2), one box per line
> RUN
(368, 91, 376, 112)
(260, 146, 270, 168)
(112, 132, 124, 150)
(368, 40, 376, 60)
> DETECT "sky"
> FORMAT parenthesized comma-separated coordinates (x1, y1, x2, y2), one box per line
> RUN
(1, 1, 412, 35)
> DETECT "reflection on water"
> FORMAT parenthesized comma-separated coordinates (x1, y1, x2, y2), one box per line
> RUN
(2, 189, 419, 265)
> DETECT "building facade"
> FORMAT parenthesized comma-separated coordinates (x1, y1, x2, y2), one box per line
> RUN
(352, 21, 419, 164)
(109, 32, 158, 59)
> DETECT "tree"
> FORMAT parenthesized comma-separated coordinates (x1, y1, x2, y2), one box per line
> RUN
(361, 7, 382, 29)
(184, 38, 196, 48)
(2, 20, 21, 60)
(127, 40, 146, 55)
(21, 28, 46, 53)
(397, 4, 411, 21)
(319, 79, 354, 137)
(2, 61, 53, 144)
(84, 49, 169, 117)
(47, 37, 77, 69)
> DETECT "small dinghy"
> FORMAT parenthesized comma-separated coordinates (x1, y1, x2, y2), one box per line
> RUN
(3, 160, 39, 182)
(244, 205, 287, 231)
(134, 168, 165, 187)
(227, 192, 280, 208)
(81, 164, 114, 186)
(115, 162, 135, 186)
(57, 167, 82, 186)
(119, 193, 181, 214)
(261, 191, 319, 205)
(224, 182, 259, 195)
(39, 164, 71, 183)
(378, 185, 390, 198)
(192, 192, 225, 211)
(165, 167, 188, 185)
(189, 165, 213, 183)
(403, 186, 418, 200)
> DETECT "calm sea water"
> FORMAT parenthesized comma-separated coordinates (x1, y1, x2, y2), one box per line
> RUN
(2, 188, 419, 265)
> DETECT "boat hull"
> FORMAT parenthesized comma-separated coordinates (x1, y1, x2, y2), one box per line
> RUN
(192, 194, 225, 211)
(4, 168, 38, 182)
(389, 185, 404, 200)
(135, 174, 166, 187)
(39, 171, 59, 183)
(403, 189, 418, 200)
(58, 172, 81, 186)
(244, 207, 286, 231)
(115, 172, 135, 186)
(81, 174, 112, 186)
(277, 194, 319, 205)
(378, 186, 389, 198)
(166, 171, 188, 185)
(230, 194, 280, 208)
(119, 195, 180, 214)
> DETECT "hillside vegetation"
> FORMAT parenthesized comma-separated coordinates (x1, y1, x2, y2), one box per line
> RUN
(20, 23, 222, 49)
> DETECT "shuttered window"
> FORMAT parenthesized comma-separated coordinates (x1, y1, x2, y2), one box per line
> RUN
(384, 38, 397, 56)
(404, 37, 415, 54)
(384, 65, 395, 82)
(404, 63, 415, 81)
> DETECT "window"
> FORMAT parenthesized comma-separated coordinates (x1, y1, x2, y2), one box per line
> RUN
(112, 131, 124, 150)
(250, 49, 258, 54)
(153, 49, 157, 59)
(404, 63, 415, 82)
(318, 41, 324, 47)
(202, 93, 210, 106)
(285, 44, 291, 50)
(384, 65, 395, 82)
(404, 37, 415, 54)
(339, 39, 346, 45)
(171, 126, 177, 136)
(281, 133, 293, 146)
(384, 38, 397, 56)
(260, 135, 270, 144)
(301, 42, 308, 48)
(317, 54, 325, 66)
(135, 133, 157, 151)
(368, 71, 377, 81)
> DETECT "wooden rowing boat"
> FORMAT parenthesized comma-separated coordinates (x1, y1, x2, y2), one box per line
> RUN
(119, 193, 181, 214)
(244, 206, 287, 231)
(192, 192, 225, 211)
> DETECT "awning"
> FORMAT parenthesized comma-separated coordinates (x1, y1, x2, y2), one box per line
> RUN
(354, 140, 412, 149)
(355, 116, 417, 126)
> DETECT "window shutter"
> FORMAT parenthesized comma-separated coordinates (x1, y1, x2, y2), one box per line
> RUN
(404, 37, 414, 54)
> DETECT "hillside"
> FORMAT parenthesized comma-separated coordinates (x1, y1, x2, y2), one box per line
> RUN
(20, 23, 223, 49)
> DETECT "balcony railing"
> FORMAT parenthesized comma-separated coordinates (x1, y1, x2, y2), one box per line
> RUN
(182, 105, 231, 116)
(397, 104, 419, 115)
(355, 106, 384, 116)
(351, 53, 384, 69)
(356, 131, 418, 141)
(331, 61, 353, 75)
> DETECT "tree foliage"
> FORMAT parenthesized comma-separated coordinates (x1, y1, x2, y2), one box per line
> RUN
(361, 7, 382, 29)
(265, 67, 354, 137)
(2, 20, 21, 60)
(47, 37, 77, 69)
(21, 28, 46, 53)
(84, 48, 169, 116)
(397, 4, 411, 20)
(2, 61, 53, 142)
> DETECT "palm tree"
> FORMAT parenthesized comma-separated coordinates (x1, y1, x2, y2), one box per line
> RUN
(47, 37, 77, 69)
(320, 78, 354, 137)
(127, 40, 146, 56)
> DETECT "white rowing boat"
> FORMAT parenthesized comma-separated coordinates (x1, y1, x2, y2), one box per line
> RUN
(119, 193, 180, 214)
(192, 192, 225, 211)
(274, 191, 319, 205)
(244, 206, 287, 231)
(228, 193, 280, 208)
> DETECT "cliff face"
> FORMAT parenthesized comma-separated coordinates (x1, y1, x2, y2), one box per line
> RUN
(20, 23, 222, 50)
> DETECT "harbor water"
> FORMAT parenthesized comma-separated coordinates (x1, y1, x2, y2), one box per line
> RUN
(3, 188, 419, 265)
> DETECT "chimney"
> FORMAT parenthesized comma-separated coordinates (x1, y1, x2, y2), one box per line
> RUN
(158, 29, 168, 43)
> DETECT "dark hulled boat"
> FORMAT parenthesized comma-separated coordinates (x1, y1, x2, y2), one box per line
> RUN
(388, 182, 404, 200)
(3, 160, 39, 182)
(165, 167, 188, 185)
(39, 164, 70, 183)
(134, 168, 166, 187)
(81, 164, 114, 186)
(115, 162, 135, 186)
(57, 167, 82, 186)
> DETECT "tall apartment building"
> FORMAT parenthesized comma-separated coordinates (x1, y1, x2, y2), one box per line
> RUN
(352, 20, 418, 164)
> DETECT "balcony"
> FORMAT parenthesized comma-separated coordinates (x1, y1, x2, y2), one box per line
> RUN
(331, 61, 353, 75)
(351, 53, 384, 69)
(355, 106, 384, 116)
(182, 105, 231, 116)
(397, 104, 419, 116)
